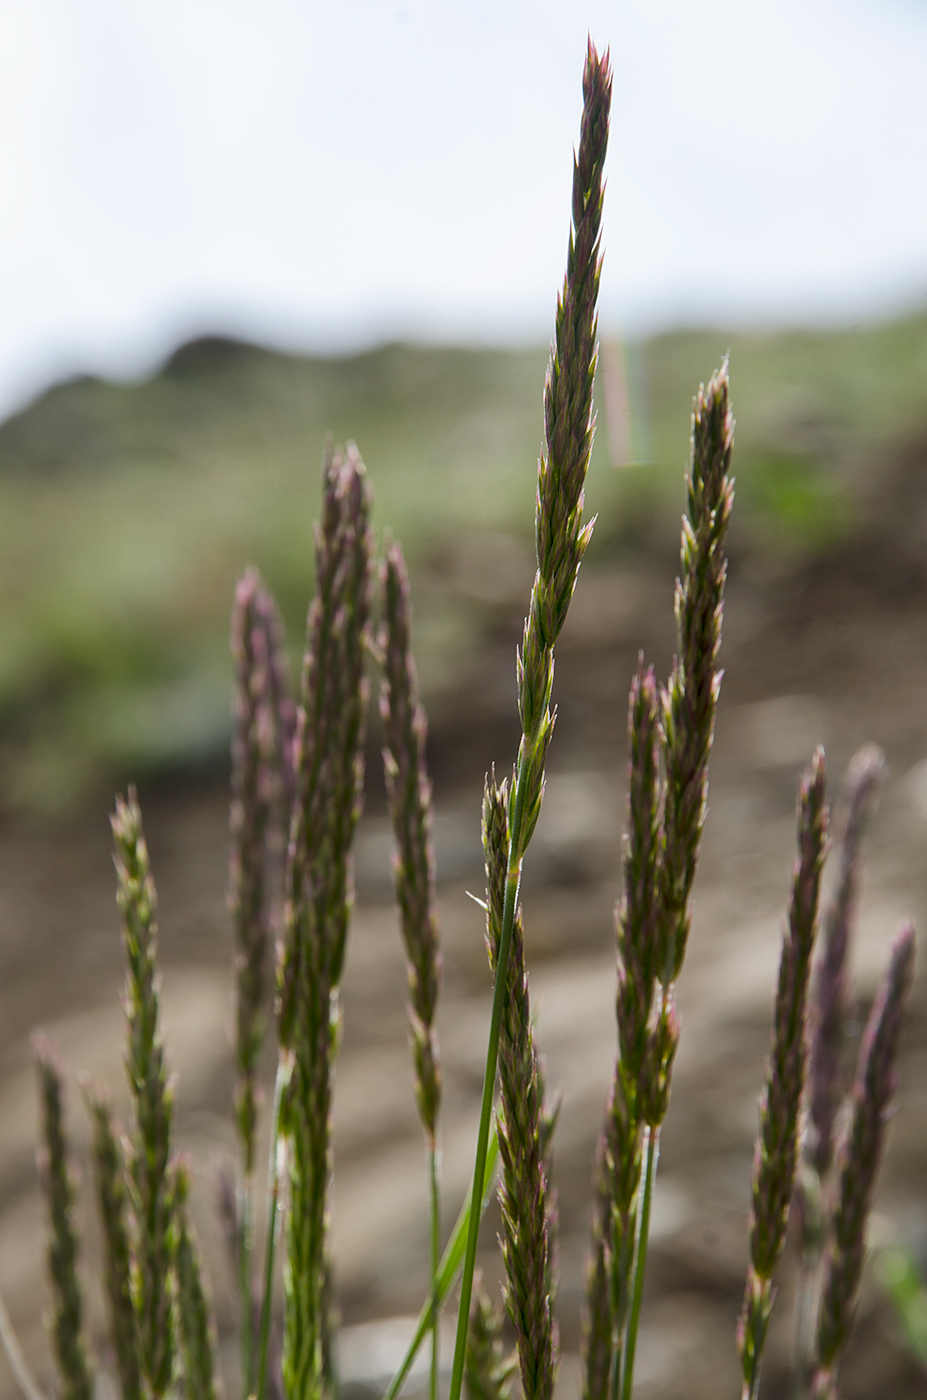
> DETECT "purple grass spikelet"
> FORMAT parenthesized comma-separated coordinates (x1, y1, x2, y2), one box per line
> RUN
(809, 743, 886, 1181)
(793, 744, 887, 1383)
(515, 37, 612, 862)
(379, 541, 442, 1144)
(230, 568, 293, 1180)
(585, 366, 733, 1398)
(659, 365, 734, 986)
(229, 568, 294, 1393)
(615, 658, 662, 1091)
(582, 654, 665, 1399)
(379, 539, 443, 1399)
(279, 441, 374, 1400)
(738, 749, 828, 1400)
(812, 923, 916, 1394)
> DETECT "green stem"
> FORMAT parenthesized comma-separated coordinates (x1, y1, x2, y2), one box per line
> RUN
(619, 1127, 659, 1400)
(429, 1141, 440, 1400)
(383, 1126, 499, 1400)
(256, 1055, 291, 1400)
(448, 759, 530, 1400)
(239, 1180, 254, 1397)
(607, 1201, 637, 1400)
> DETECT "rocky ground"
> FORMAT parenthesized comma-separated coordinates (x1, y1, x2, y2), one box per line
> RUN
(2, 491, 927, 1400)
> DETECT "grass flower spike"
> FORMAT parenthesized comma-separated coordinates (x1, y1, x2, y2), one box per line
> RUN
(582, 662, 661, 1400)
(448, 43, 611, 1400)
(658, 364, 735, 986)
(85, 1086, 141, 1400)
(793, 744, 886, 1383)
(582, 367, 734, 1400)
(517, 36, 611, 851)
(380, 541, 443, 1399)
(808, 743, 886, 1183)
(812, 923, 916, 1398)
(33, 1038, 93, 1400)
(229, 568, 293, 1392)
(279, 442, 374, 1400)
(380, 542, 442, 1146)
(230, 568, 294, 1180)
(739, 750, 828, 1400)
(113, 788, 176, 1400)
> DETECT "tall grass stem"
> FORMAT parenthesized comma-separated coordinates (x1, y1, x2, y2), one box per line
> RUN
(257, 1053, 292, 1400)
(430, 1143, 440, 1400)
(383, 1126, 500, 1400)
(619, 1128, 659, 1400)
(239, 1188, 254, 1398)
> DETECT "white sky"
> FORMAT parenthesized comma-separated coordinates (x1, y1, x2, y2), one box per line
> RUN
(0, 0, 926, 418)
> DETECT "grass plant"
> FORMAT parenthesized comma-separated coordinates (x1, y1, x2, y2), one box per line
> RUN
(32, 1039, 93, 1400)
(448, 41, 611, 1400)
(811, 925, 916, 1398)
(379, 541, 443, 1400)
(277, 441, 374, 1400)
(84, 1087, 141, 1400)
(112, 790, 179, 1400)
(0, 34, 918, 1400)
(738, 751, 828, 1398)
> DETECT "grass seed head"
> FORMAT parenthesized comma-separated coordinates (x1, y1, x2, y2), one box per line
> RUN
(33, 1038, 93, 1400)
(380, 541, 442, 1142)
(814, 923, 916, 1382)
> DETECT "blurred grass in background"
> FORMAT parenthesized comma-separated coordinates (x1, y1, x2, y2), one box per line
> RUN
(0, 313, 926, 816)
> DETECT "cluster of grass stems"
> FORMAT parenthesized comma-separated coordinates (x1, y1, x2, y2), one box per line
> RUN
(0, 38, 917, 1400)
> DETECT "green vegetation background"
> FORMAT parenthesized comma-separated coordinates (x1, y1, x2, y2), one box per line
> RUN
(1, 314, 925, 815)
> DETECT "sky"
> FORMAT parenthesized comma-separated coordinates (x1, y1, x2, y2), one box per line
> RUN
(0, 0, 926, 419)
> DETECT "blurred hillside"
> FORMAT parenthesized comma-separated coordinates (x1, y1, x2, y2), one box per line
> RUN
(0, 314, 926, 816)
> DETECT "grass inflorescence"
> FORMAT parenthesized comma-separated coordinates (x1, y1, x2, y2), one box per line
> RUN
(279, 441, 374, 1400)
(379, 540, 443, 1400)
(4, 35, 917, 1400)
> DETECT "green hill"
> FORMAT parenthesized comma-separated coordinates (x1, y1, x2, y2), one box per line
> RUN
(0, 315, 925, 814)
